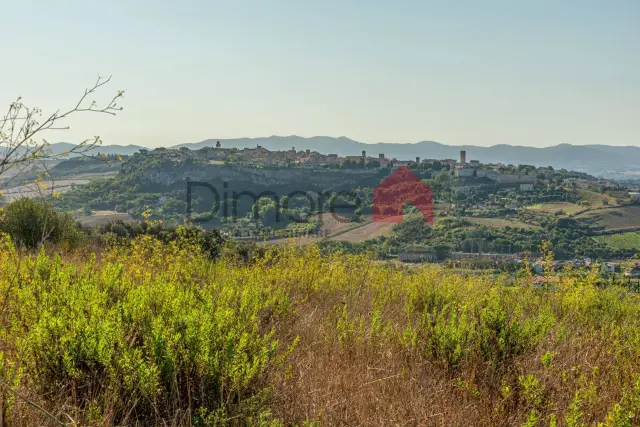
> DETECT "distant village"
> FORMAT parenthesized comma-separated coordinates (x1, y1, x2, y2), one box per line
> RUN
(136, 141, 610, 193)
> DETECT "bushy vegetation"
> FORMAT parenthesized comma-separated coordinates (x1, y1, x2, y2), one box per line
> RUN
(354, 213, 618, 260)
(94, 220, 225, 260)
(2, 236, 640, 425)
(0, 198, 81, 249)
(0, 198, 226, 260)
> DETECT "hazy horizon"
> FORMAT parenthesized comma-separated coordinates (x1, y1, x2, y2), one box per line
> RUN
(46, 134, 640, 152)
(2, 1, 639, 149)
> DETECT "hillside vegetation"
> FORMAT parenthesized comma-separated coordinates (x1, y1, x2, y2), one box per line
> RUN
(466, 216, 539, 230)
(1, 235, 640, 425)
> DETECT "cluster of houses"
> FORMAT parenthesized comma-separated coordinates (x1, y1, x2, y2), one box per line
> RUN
(141, 141, 469, 170)
(397, 248, 640, 277)
(142, 143, 393, 168)
(185, 143, 387, 167)
(192, 143, 462, 169)
(531, 259, 640, 276)
(134, 144, 620, 197)
(138, 144, 558, 189)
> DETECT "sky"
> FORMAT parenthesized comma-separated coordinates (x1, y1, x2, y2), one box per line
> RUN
(1, 0, 639, 148)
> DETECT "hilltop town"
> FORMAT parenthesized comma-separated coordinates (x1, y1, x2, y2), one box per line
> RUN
(133, 141, 606, 193)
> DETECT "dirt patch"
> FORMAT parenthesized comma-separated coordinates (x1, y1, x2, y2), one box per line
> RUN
(327, 216, 398, 243)
(312, 213, 354, 236)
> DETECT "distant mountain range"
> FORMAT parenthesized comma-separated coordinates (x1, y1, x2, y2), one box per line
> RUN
(46, 136, 640, 176)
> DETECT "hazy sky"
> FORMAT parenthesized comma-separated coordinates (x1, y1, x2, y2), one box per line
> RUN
(2, 0, 639, 148)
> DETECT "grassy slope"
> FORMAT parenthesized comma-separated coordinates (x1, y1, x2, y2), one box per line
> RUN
(2, 238, 640, 425)
(577, 189, 618, 207)
(526, 202, 584, 215)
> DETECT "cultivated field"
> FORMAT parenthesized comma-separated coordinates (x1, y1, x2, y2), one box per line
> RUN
(265, 214, 398, 245)
(577, 206, 640, 231)
(526, 202, 585, 216)
(466, 216, 539, 230)
(326, 218, 396, 242)
(264, 214, 367, 245)
(595, 231, 640, 250)
(0, 179, 89, 201)
(75, 210, 135, 227)
(61, 171, 118, 180)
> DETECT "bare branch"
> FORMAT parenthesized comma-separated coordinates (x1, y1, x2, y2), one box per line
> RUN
(0, 76, 124, 195)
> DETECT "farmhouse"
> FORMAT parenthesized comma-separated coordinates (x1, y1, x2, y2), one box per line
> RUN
(399, 246, 437, 263)
(603, 262, 620, 273)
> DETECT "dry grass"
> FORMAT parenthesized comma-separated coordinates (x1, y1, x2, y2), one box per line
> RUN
(267, 273, 633, 426)
(271, 295, 481, 426)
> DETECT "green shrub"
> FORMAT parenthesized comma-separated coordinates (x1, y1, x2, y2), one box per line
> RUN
(95, 220, 226, 260)
(0, 198, 81, 248)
